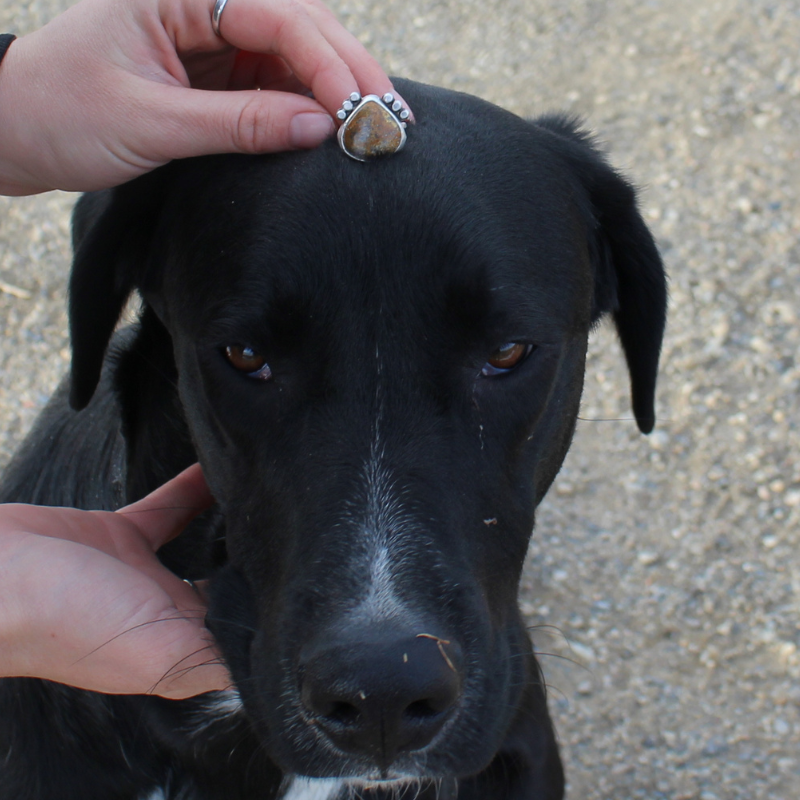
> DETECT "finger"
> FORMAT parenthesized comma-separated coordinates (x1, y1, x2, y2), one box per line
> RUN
(145, 82, 336, 156)
(211, 0, 359, 118)
(117, 463, 215, 551)
(299, 0, 412, 117)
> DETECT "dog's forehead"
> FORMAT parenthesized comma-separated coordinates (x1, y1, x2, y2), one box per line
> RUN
(162, 90, 592, 334)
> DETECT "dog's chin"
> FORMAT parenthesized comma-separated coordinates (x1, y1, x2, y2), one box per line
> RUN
(283, 776, 446, 800)
(272, 743, 452, 787)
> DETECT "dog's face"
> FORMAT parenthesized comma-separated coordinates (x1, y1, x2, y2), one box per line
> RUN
(67, 82, 665, 787)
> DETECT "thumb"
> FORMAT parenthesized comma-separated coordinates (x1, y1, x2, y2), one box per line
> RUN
(147, 84, 336, 157)
(117, 463, 214, 551)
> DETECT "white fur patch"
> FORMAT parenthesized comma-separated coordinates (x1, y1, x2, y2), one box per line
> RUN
(282, 777, 346, 800)
(206, 687, 244, 716)
(188, 687, 244, 736)
(283, 777, 425, 800)
(145, 777, 427, 800)
(348, 344, 412, 623)
(347, 441, 415, 624)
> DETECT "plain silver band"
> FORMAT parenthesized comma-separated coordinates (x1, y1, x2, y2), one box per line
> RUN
(212, 0, 229, 37)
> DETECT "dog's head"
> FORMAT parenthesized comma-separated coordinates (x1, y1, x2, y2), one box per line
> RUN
(68, 81, 665, 786)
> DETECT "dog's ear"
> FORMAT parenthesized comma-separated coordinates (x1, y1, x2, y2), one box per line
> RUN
(68, 170, 167, 410)
(536, 116, 668, 434)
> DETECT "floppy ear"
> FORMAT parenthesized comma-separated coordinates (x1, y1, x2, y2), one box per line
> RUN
(68, 170, 167, 410)
(536, 116, 668, 434)
(588, 163, 667, 434)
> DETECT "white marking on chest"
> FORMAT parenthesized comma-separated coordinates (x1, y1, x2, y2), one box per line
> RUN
(282, 777, 346, 800)
(283, 777, 423, 800)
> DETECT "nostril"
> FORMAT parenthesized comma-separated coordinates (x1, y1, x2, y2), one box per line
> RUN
(404, 698, 443, 720)
(300, 677, 364, 725)
(326, 701, 361, 726)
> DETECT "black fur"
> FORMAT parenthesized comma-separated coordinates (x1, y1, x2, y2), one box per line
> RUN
(0, 80, 666, 800)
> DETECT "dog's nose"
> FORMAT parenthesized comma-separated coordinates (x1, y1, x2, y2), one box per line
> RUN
(300, 631, 462, 768)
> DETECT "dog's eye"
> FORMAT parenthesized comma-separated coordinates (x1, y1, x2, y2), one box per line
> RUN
(481, 343, 532, 376)
(225, 345, 272, 380)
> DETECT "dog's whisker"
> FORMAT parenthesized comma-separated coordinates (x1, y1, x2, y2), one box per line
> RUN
(69, 612, 210, 666)
(544, 682, 570, 704)
(162, 657, 227, 684)
(203, 614, 258, 633)
(525, 622, 568, 637)
(530, 650, 587, 669)
(148, 644, 221, 693)
(576, 415, 634, 422)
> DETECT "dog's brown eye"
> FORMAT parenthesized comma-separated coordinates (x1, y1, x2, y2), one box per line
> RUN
(225, 345, 272, 380)
(481, 343, 532, 377)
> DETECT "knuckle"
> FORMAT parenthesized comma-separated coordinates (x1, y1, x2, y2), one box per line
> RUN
(272, 1, 307, 47)
(234, 95, 284, 153)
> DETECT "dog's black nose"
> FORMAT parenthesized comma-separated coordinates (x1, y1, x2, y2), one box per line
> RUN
(300, 631, 462, 769)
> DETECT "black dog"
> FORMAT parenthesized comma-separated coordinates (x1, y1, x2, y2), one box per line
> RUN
(0, 80, 666, 800)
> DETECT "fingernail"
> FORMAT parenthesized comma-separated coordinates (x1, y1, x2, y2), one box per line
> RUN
(290, 113, 336, 148)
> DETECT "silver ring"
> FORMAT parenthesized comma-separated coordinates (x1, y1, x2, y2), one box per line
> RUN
(212, 0, 229, 37)
(336, 92, 410, 162)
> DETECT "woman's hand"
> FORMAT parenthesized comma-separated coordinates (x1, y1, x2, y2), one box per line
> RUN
(0, 0, 403, 194)
(0, 464, 232, 699)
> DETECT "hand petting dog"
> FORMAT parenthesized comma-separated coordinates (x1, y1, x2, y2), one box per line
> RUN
(0, 0, 404, 195)
(0, 465, 232, 698)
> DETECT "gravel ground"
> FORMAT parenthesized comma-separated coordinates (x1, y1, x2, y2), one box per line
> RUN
(2, 1, 799, 798)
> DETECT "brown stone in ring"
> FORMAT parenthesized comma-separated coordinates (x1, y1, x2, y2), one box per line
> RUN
(337, 95, 407, 162)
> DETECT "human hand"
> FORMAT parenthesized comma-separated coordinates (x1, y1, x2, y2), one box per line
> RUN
(0, 0, 405, 195)
(0, 464, 232, 699)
